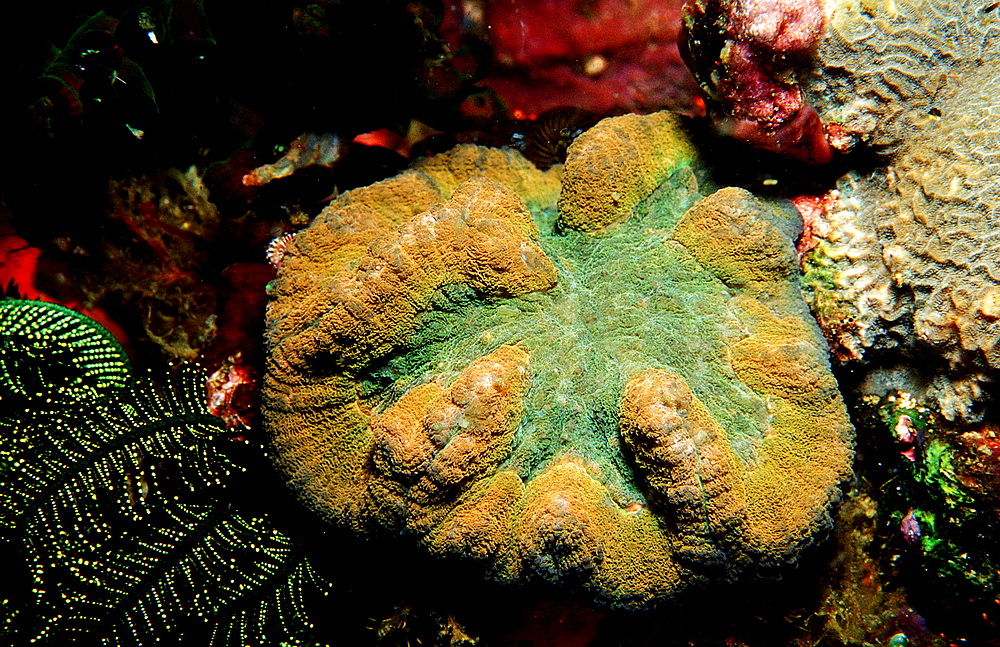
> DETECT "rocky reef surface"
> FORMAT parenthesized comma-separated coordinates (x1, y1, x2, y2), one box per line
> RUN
(801, 0, 1000, 424)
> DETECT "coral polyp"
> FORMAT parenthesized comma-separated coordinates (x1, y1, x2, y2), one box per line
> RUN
(263, 114, 854, 608)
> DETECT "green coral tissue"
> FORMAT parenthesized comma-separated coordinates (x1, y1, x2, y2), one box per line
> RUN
(263, 113, 856, 609)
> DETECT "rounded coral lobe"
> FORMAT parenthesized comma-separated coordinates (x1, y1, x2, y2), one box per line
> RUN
(263, 121, 853, 609)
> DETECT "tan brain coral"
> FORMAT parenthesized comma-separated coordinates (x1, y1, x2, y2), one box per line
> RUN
(796, 0, 1000, 420)
(619, 369, 746, 566)
(369, 344, 531, 530)
(264, 116, 853, 608)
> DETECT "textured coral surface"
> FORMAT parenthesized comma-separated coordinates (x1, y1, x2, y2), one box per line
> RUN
(263, 115, 854, 608)
(798, 0, 1000, 420)
(558, 111, 697, 231)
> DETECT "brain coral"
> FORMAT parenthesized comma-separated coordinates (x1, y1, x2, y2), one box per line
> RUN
(795, 0, 1000, 420)
(263, 114, 854, 608)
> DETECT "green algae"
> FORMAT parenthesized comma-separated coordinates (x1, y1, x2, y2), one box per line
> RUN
(867, 392, 1000, 596)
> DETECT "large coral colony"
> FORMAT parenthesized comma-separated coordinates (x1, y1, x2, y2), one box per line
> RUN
(3, 0, 1000, 644)
(263, 120, 853, 609)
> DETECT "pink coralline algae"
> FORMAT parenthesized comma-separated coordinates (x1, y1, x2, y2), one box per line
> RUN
(681, 0, 832, 163)
(206, 352, 256, 429)
(441, 0, 704, 118)
(728, 0, 825, 52)
(894, 415, 918, 462)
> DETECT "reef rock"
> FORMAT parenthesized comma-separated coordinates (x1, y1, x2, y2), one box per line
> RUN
(443, 0, 703, 118)
(681, 0, 833, 163)
(263, 114, 854, 608)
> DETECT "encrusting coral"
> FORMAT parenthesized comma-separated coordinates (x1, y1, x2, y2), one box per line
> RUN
(263, 112, 854, 608)
(793, 0, 1000, 421)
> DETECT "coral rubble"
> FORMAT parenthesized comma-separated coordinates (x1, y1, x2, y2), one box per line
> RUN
(263, 113, 854, 608)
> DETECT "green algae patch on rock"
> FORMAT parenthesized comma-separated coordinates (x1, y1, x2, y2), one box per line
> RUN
(856, 390, 1000, 597)
(263, 130, 854, 608)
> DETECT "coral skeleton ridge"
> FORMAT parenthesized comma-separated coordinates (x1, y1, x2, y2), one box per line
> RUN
(263, 113, 854, 608)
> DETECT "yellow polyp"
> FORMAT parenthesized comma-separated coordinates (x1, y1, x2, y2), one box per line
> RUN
(672, 187, 800, 289)
(517, 459, 612, 584)
(725, 301, 853, 561)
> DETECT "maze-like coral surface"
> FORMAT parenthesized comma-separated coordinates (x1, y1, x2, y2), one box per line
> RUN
(807, 0, 999, 150)
(798, 0, 1000, 419)
(264, 114, 854, 608)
